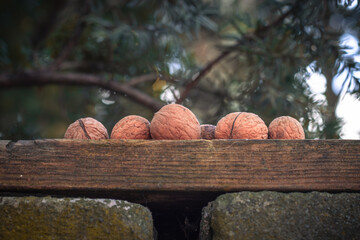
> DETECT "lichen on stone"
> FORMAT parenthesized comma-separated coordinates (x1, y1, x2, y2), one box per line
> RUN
(200, 191, 360, 240)
(0, 196, 154, 240)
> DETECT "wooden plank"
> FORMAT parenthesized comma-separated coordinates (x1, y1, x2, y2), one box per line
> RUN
(0, 139, 359, 195)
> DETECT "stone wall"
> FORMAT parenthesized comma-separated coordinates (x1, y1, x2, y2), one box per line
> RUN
(1, 192, 359, 240)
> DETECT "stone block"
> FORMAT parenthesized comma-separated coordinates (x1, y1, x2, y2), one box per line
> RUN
(0, 196, 154, 240)
(200, 191, 360, 240)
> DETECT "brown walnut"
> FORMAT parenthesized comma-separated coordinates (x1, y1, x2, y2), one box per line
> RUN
(64, 117, 109, 140)
(268, 116, 305, 139)
(150, 104, 201, 140)
(215, 112, 268, 139)
(111, 115, 151, 139)
(201, 124, 216, 140)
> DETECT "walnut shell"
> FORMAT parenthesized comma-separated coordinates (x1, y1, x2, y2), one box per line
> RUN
(215, 112, 268, 139)
(268, 116, 305, 139)
(201, 124, 216, 140)
(111, 115, 151, 139)
(64, 117, 109, 140)
(150, 104, 201, 140)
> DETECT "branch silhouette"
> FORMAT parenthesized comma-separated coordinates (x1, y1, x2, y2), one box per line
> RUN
(0, 71, 164, 111)
(176, 1, 300, 104)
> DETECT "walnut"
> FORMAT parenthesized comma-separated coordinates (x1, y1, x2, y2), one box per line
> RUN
(268, 116, 305, 139)
(215, 112, 268, 139)
(111, 115, 151, 139)
(64, 117, 109, 140)
(150, 104, 201, 140)
(201, 124, 216, 140)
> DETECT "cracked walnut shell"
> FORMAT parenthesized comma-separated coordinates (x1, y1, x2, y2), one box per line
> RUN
(111, 115, 151, 139)
(215, 112, 268, 139)
(64, 117, 109, 140)
(268, 116, 305, 139)
(150, 104, 201, 140)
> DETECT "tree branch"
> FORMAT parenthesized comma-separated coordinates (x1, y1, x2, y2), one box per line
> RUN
(47, 1, 90, 71)
(176, 0, 300, 104)
(125, 73, 159, 86)
(0, 71, 164, 111)
(175, 49, 233, 104)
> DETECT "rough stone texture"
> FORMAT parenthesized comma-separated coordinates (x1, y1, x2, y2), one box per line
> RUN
(201, 124, 216, 140)
(199, 201, 214, 240)
(64, 117, 109, 140)
(0, 196, 154, 240)
(215, 112, 268, 139)
(268, 116, 305, 139)
(200, 191, 360, 240)
(111, 115, 151, 139)
(150, 104, 201, 140)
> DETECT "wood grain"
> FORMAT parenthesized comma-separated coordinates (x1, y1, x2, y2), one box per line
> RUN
(0, 139, 359, 195)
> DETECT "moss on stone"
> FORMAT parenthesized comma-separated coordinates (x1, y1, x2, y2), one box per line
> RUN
(200, 191, 360, 240)
(0, 196, 153, 240)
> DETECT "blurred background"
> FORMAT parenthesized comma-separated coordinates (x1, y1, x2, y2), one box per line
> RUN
(0, 0, 359, 140)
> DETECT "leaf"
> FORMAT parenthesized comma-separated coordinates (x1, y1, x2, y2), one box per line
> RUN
(86, 16, 113, 28)
(152, 78, 167, 92)
(197, 15, 218, 32)
(220, 33, 242, 41)
(92, 29, 108, 43)
(230, 19, 249, 35)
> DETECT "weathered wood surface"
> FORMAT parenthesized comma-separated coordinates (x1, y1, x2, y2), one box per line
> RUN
(0, 139, 359, 195)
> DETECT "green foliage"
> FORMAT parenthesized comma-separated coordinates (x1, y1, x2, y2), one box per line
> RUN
(0, 0, 359, 139)
(185, 0, 359, 138)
